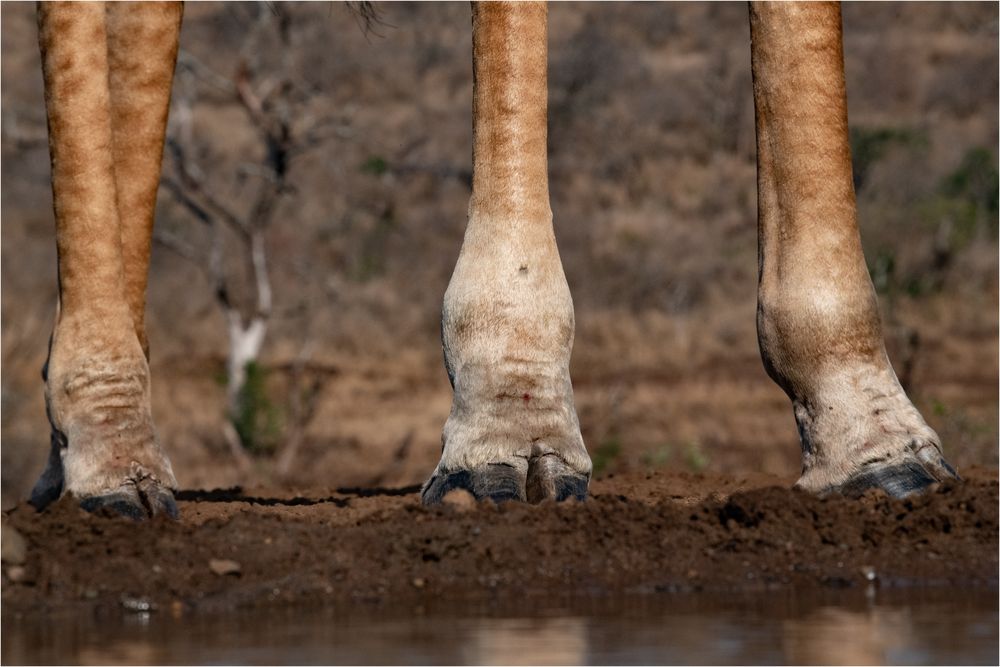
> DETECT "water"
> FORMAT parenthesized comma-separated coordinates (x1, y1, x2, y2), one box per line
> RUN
(3, 588, 997, 665)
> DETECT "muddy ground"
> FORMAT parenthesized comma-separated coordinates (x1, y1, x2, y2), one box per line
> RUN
(3, 467, 996, 617)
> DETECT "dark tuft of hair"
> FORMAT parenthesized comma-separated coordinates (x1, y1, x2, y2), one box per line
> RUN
(345, 1, 392, 40)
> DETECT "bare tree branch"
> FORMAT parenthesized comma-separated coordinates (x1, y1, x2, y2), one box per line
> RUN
(160, 177, 214, 228)
(250, 229, 272, 319)
(165, 138, 251, 241)
(235, 63, 267, 129)
(160, 4, 336, 467)
(176, 50, 237, 95)
(152, 227, 202, 265)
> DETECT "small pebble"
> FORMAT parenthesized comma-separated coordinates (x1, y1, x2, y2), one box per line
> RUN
(2, 526, 27, 565)
(209, 558, 241, 576)
(411, 577, 426, 589)
(441, 489, 476, 510)
(6, 566, 27, 583)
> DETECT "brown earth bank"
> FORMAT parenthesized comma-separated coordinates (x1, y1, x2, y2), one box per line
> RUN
(2, 468, 997, 617)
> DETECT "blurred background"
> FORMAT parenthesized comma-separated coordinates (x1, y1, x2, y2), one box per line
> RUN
(2, 2, 997, 508)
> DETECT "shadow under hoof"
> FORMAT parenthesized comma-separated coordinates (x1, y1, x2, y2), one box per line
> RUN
(422, 463, 525, 505)
(79, 484, 179, 521)
(833, 456, 960, 499)
(526, 454, 589, 503)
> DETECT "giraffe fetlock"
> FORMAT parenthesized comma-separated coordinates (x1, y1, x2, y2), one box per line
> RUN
(423, 354, 592, 505)
(757, 290, 956, 498)
(788, 362, 957, 498)
(33, 320, 178, 519)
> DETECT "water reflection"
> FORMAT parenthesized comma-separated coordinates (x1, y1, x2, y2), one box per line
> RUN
(780, 599, 999, 666)
(782, 606, 917, 665)
(466, 618, 587, 665)
(4, 588, 997, 665)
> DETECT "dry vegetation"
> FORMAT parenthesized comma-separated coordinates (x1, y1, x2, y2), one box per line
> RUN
(2, 2, 997, 508)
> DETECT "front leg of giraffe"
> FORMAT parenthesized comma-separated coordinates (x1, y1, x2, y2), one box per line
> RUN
(31, 2, 182, 519)
(749, 2, 957, 497)
(37, 318, 178, 519)
(426, 223, 592, 504)
(422, 1, 591, 504)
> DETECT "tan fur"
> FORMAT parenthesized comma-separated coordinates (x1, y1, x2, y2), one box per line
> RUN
(107, 2, 184, 356)
(36, 2, 181, 500)
(750, 2, 948, 491)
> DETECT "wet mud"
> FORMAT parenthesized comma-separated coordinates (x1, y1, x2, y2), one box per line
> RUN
(2, 468, 996, 616)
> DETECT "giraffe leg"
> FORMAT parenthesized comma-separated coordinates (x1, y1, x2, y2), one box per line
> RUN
(107, 1, 184, 357)
(749, 2, 957, 498)
(30, 2, 180, 519)
(422, 2, 591, 505)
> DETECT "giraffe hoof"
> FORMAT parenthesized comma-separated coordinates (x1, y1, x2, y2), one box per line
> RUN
(79, 481, 179, 521)
(822, 450, 960, 499)
(421, 463, 526, 505)
(526, 453, 589, 503)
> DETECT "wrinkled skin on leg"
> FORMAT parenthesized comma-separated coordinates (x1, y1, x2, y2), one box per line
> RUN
(423, 1, 592, 504)
(749, 1, 957, 497)
(31, 2, 182, 519)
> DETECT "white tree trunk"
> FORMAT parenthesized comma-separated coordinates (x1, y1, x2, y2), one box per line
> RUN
(225, 313, 268, 416)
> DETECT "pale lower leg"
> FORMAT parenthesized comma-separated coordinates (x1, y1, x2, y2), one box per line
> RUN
(423, 1, 591, 504)
(32, 2, 177, 517)
(749, 2, 956, 496)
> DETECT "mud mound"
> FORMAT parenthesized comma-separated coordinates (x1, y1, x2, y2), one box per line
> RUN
(2, 470, 996, 615)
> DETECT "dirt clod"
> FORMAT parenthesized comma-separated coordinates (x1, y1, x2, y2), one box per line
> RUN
(209, 559, 242, 576)
(441, 489, 476, 510)
(1, 525, 27, 565)
(5, 566, 27, 583)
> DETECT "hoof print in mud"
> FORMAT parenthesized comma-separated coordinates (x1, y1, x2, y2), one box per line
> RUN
(422, 464, 526, 505)
(832, 456, 960, 499)
(79, 486, 179, 521)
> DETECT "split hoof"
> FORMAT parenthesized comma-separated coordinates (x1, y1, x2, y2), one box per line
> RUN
(422, 463, 525, 505)
(526, 453, 588, 503)
(422, 454, 589, 506)
(79, 479, 179, 521)
(821, 449, 959, 499)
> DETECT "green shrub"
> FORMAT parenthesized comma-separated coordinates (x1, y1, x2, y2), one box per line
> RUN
(850, 126, 924, 192)
(232, 361, 283, 455)
(591, 434, 622, 476)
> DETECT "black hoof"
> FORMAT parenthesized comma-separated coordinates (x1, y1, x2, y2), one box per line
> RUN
(833, 455, 960, 499)
(140, 483, 180, 520)
(79, 483, 179, 521)
(421, 463, 525, 505)
(526, 453, 589, 503)
(80, 492, 149, 521)
(28, 432, 66, 511)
